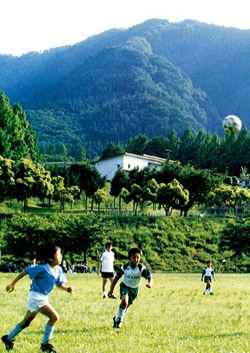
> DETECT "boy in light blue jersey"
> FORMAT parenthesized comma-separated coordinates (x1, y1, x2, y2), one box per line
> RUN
(109, 247, 152, 328)
(1, 245, 73, 353)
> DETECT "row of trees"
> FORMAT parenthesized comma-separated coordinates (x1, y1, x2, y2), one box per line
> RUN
(109, 162, 250, 216)
(102, 127, 250, 176)
(0, 156, 82, 211)
(1, 213, 249, 271)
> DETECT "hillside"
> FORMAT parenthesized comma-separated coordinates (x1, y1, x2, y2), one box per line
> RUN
(0, 19, 249, 158)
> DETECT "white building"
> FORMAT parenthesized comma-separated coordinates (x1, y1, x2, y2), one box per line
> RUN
(94, 153, 167, 181)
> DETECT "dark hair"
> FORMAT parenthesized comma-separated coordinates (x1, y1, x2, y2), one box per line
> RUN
(128, 247, 142, 259)
(36, 244, 61, 263)
(105, 242, 112, 249)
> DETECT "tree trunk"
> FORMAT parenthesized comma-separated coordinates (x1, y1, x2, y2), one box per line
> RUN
(23, 198, 28, 213)
(119, 196, 122, 212)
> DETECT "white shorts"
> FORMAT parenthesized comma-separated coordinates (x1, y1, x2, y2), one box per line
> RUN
(27, 291, 49, 312)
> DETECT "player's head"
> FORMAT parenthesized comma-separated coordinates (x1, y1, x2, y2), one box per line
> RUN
(128, 248, 142, 267)
(37, 244, 62, 264)
(105, 242, 112, 250)
(207, 260, 212, 267)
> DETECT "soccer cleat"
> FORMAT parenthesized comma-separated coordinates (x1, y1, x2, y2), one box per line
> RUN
(1, 335, 14, 350)
(103, 294, 107, 298)
(210, 292, 214, 295)
(108, 293, 117, 299)
(113, 317, 122, 329)
(41, 343, 57, 352)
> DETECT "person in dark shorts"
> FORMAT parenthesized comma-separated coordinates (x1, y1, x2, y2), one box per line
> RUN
(109, 247, 152, 328)
(97, 242, 116, 299)
(201, 260, 216, 295)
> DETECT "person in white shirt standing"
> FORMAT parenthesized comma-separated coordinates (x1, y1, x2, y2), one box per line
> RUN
(97, 242, 116, 299)
(201, 260, 216, 295)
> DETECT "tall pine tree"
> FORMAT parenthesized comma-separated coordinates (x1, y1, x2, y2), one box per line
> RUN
(0, 92, 38, 161)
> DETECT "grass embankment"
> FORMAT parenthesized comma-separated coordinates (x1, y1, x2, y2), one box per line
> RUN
(0, 273, 249, 353)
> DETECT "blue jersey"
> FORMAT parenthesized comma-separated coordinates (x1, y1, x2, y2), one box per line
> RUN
(25, 264, 67, 295)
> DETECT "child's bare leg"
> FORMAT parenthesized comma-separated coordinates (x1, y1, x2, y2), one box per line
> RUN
(20, 310, 39, 328)
(38, 304, 59, 345)
(7, 310, 38, 341)
(102, 278, 108, 295)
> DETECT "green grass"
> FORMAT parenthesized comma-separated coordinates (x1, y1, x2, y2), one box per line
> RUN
(0, 273, 249, 353)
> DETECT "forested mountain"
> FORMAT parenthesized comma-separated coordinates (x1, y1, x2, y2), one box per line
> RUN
(0, 19, 249, 158)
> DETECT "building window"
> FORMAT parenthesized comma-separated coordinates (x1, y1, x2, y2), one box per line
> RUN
(128, 164, 130, 169)
(117, 164, 120, 168)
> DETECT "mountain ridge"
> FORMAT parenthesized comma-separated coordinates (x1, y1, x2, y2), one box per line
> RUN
(0, 19, 249, 158)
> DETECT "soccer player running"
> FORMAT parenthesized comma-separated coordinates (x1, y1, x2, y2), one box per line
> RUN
(1, 245, 73, 353)
(97, 242, 116, 299)
(109, 247, 152, 328)
(201, 260, 216, 295)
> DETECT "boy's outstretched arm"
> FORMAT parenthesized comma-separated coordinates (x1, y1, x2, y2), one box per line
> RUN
(6, 269, 28, 292)
(108, 276, 119, 296)
(146, 276, 153, 288)
(57, 284, 74, 294)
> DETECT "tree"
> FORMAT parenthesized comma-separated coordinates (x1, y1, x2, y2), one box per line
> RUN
(157, 179, 189, 216)
(51, 176, 80, 211)
(58, 143, 68, 161)
(178, 128, 195, 164)
(144, 136, 169, 158)
(13, 158, 39, 211)
(158, 162, 222, 216)
(101, 141, 124, 159)
(125, 134, 149, 155)
(0, 156, 15, 201)
(68, 163, 105, 210)
(110, 168, 129, 210)
(207, 184, 250, 215)
(0, 93, 38, 161)
(167, 130, 180, 160)
(75, 146, 86, 162)
(93, 189, 108, 211)
(220, 218, 250, 259)
(125, 183, 144, 215)
(33, 167, 54, 207)
(141, 178, 159, 210)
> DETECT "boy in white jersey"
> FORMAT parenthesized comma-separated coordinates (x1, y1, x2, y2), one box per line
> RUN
(1, 245, 73, 352)
(201, 260, 216, 295)
(109, 247, 152, 328)
(97, 242, 116, 298)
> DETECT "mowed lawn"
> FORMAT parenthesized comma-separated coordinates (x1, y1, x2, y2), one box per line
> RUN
(0, 273, 249, 353)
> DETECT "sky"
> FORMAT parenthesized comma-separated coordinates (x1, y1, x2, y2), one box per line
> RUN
(1, 0, 250, 56)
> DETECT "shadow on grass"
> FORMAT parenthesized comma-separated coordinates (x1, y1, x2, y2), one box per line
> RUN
(23, 326, 112, 336)
(181, 331, 249, 340)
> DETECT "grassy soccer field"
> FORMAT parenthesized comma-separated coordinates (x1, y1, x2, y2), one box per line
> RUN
(0, 273, 249, 353)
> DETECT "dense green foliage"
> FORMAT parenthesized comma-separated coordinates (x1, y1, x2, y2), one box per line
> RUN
(0, 20, 249, 158)
(0, 93, 38, 161)
(105, 128, 250, 176)
(0, 213, 249, 272)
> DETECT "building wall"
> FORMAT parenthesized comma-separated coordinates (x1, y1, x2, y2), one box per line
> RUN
(94, 155, 125, 181)
(94, 154, 162, 181)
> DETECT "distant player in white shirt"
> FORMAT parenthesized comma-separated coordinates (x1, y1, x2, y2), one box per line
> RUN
(109, 247, 152, 328)
(201, 260, 216, 295)
(97, 242, 116, 299)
